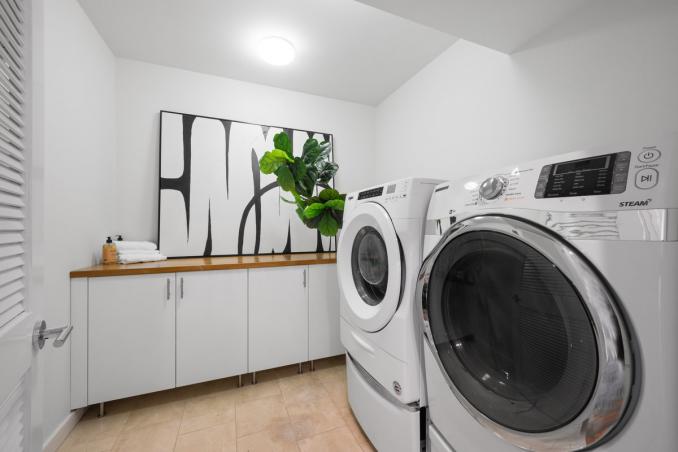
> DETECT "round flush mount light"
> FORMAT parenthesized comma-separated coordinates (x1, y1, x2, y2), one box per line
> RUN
(258, 36, 296, 66)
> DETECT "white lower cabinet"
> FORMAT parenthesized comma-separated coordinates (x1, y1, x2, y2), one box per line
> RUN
(309, 264, 343, 360)
(72, 263, 340, 409)
(88, 274, 176, 404)
(248, 266, 309, 372)
(176, 270, 248, 386)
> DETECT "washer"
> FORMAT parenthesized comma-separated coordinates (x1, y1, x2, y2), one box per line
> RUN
(419, 138, 678, 451)
(338, 177, 442, 452)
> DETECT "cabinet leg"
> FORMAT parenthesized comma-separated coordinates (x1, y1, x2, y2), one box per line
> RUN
(252, 372, 257, 385)
(298, 363, 303, 374)
(97, 402, 105, 418)
(310, 360, 315, 372)
(238, 375, 243, 387)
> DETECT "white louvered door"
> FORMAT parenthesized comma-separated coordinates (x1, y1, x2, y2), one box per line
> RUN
(0, 0, 40, 451)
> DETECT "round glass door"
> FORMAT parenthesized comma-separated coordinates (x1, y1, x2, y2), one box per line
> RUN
(419, 215, 633, 451)
(337, 202, 403, 332)
(427, 230, 597, 432)
(351, 226, 389, 306)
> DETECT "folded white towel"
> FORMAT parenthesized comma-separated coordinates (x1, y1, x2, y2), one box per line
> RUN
(118, 251, 167, 264)
(114, 241, 157, 252)
(117, 249, 161, 257)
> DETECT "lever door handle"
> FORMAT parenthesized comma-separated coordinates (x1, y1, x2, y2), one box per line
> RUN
(33, 321, 73, 350)
(53, 325, 73, 347)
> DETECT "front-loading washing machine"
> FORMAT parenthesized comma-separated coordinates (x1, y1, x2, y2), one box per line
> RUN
(337, 177, 441, 452)
(418, 138, 678, 451)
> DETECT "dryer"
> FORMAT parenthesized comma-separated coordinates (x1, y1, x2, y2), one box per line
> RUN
(338, 177, 441, 452)
(419, 139, 678, 451)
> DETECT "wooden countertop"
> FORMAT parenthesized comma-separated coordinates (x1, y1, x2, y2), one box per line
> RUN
(70, 253, 337, 278)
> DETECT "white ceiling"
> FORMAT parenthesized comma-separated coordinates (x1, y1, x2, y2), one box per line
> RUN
(77, 0, 457, 105)
(355, 0, 591, 53)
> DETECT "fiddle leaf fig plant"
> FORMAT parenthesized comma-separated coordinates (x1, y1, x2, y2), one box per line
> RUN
(259, 132, 344, 237)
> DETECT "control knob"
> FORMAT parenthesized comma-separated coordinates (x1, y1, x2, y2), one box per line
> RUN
(479, 176, 506, 200)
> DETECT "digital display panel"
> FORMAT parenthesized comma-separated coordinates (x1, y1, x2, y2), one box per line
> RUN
(535, 152, 629, 198)
(554, 156, 609, 175)
(358, 187, 384, 200)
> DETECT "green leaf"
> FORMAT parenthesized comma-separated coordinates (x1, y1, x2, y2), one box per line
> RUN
(295, 206, 305, 222)
(291, 157, 307, 180)
(280, 196, 296, 204)
(304, 141, 330, 165)
(319, 188, 340, 201)
(259, 149, 293, 174)
(317, 161, 338, 183)
(275, 166, 295, 192)
(317, 211, 339, 236)
(317, 141, 331, 160)
(329, 208, 344, 229)
(325, 199, 344, 211)
(303, 138, 318, 154)
(303, 203, 326, 219)
(302, 140, 321, 164)
(273, 132, 292, 158)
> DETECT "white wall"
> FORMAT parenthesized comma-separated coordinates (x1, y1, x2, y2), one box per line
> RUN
(375, 0, 678, 181)
(116, 59, 376, 241)
(43, 0, 116, 439)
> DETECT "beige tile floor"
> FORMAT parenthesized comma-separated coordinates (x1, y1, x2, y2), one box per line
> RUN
(59, 356, 376, 452)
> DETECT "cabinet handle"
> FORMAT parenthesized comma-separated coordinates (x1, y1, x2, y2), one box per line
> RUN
(180, 277, 184, 299)
(166, 278, 171, 300)
(303, 269, 307, 288)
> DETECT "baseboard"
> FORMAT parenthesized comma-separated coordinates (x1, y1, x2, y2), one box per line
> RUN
(43, 408, 86, 452)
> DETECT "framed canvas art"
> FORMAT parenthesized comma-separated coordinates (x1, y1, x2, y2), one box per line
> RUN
(158, 111, 335, 258)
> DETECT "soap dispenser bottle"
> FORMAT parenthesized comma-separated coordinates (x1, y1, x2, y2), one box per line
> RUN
(102, 236, 117, 264)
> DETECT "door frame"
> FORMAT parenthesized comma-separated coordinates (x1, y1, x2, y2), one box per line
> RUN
(27, 0, 46, 450)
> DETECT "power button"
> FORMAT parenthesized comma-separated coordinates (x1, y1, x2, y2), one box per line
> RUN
(638, 148, 661, 163)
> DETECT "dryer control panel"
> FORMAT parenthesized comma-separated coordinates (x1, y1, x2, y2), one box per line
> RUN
(345, 177, 443, 220)
(357, 186, 384, 200)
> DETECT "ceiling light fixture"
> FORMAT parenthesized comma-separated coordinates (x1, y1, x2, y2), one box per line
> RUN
(258, 36, 296, 66)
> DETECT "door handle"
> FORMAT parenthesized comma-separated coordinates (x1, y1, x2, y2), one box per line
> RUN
(166, 278, 171, 300)
(303, 269, 307, 288)
(180, 277, 184, 299)
(33, 321, 73, 350)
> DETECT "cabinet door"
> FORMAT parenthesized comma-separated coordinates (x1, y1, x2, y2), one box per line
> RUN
(176, 270, 248, 386)
(249, 266, 308, 372)
(88, 274, 175, 404)
(309, 264, 343, 360)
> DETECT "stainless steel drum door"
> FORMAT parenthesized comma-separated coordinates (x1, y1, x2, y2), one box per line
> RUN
(418, 215, 634, 451)
(338, 202, 403, 332)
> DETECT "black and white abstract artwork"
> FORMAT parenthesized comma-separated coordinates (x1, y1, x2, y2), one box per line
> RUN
(158, 111, 336, 258)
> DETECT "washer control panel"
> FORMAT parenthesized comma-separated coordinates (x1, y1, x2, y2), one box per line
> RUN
(446, 138, 676, 214)
(534, 151, 630, 198)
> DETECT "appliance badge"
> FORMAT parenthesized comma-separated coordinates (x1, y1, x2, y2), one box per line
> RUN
(393, 381, 402, 395)
(619, 198, 652, 208)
